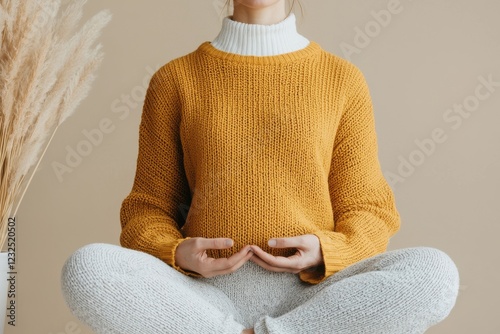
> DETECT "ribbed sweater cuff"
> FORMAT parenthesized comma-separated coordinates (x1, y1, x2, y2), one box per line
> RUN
(159, 237, 204, 278)
(298, 230, 348, 284)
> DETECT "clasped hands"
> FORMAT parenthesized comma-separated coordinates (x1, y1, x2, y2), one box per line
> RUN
(175, 234, 324, 278)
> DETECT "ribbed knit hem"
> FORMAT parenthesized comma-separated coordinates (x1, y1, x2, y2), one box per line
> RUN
(210, 12, 310, 56)
(159, 237, 204, 278)
(198, 40, 321, 65)
(297, 230, 348, 284)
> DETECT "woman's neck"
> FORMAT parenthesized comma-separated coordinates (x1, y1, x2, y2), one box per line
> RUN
(231, 1, 287, 25)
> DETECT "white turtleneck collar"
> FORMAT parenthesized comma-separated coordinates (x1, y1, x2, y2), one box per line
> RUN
(210, 13, 310, 56)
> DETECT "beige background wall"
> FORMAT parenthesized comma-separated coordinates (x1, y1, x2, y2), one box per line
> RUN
(4, 0, 499, 333)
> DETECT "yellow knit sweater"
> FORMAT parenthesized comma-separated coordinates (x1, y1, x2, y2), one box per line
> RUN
(119, 40, 401, 284)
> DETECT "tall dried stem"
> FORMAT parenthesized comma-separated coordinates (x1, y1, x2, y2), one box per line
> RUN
(0, 0, 111, 250)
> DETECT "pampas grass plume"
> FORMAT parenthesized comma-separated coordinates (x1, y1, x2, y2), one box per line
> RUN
(0, 0, 112, 249)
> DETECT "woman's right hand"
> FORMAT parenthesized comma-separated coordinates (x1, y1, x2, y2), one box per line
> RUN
(174, 237, 254, 278)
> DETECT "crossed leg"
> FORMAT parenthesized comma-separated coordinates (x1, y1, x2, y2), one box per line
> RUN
(60, 243, 247, 334)
(251, 246, 460, 334)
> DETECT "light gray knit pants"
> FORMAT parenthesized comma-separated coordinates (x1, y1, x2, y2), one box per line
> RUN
(60, 243, 460, 334)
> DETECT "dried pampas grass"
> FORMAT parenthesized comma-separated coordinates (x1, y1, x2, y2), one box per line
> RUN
(0, 0, 111, 249)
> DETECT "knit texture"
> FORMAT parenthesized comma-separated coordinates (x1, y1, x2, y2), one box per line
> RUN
(119, 40, 401, 284)
(210, 12, 310, 56)
(60, 243, 460, 333)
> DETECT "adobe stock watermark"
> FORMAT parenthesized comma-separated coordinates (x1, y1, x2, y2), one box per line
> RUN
(51, 64, 161, 182)
(177, 109, 297, 223)
(28, 0, 73, 41)
(384, 74, 499, 187)
(340, 0, 413, 61)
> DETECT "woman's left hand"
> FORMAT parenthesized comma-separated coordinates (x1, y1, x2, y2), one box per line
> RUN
(248, 234, 324, 273)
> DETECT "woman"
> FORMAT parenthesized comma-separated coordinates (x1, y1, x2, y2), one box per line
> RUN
(60, 1, 460, 333)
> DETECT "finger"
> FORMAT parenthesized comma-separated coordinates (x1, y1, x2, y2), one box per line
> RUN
(194, 237, 234, 252)
(249, 246, 302, 269)
(249, 254, 296, 273)
(221, 248, 254, 274)
(202, 245, 253, 273)
(203, 248, 254, 277)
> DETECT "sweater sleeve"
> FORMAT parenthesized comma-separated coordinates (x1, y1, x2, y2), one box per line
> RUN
(119, 65, 203, 278)
(298, 64, 401, 284)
